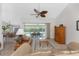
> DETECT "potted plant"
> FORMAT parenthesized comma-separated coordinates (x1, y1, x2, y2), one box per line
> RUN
(2, 23, 11, 37)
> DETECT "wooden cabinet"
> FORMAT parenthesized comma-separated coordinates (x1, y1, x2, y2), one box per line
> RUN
(54, 24, 65, 44)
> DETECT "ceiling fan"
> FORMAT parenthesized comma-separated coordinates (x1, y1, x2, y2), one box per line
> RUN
(32, 8, 48, 18)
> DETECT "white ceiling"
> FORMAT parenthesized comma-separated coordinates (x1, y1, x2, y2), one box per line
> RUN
(2, 3, 68, 20)
(39, 3, 68, 19)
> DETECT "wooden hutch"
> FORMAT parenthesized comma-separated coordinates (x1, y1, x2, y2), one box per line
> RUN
(54, 24, 66, 44)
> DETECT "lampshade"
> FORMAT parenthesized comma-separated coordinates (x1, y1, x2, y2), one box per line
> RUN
(16, 28, 25, 35)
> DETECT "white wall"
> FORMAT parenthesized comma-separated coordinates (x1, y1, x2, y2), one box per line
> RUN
(0, 4, 3, 50)
(0, 22, 3, 50)
(55, 3, 79, 44)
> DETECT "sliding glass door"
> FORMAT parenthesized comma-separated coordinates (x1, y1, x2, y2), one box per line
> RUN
(24, 24, 47, 39)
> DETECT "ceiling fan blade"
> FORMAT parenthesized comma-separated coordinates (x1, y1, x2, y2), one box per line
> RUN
(31, 14, 39, 18)
(40, 14, 46, 17)
(40, 11, 48, 14)
(34, 9, 40, 13)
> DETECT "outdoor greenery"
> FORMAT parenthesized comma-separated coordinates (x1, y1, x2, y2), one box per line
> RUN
(2, 22, 12, 32)
(24, 24, 46, 32)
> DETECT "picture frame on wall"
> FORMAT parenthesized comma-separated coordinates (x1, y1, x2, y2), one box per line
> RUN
(76, 20, 79, 31)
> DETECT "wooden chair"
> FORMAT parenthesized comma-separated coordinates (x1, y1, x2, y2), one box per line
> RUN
(39, 39, 49, 48)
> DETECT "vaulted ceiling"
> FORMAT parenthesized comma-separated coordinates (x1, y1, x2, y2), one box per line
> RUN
(1, 3, 68, 20)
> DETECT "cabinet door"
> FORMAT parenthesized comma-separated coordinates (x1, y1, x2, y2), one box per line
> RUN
(58, 29, 65, 44)
(55, 27, 65, 44)
(55, 28, 59, 42)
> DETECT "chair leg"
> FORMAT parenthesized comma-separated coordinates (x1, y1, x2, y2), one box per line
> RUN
(67, 47, 72, 54)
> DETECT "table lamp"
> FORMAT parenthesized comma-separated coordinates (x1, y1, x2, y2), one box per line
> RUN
(16, 28, 25, 36)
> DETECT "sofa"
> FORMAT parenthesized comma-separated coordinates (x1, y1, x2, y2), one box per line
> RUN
(11, 43, 32, 56)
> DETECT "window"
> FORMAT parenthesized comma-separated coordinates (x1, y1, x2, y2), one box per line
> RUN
(24, 24, 47, 39)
